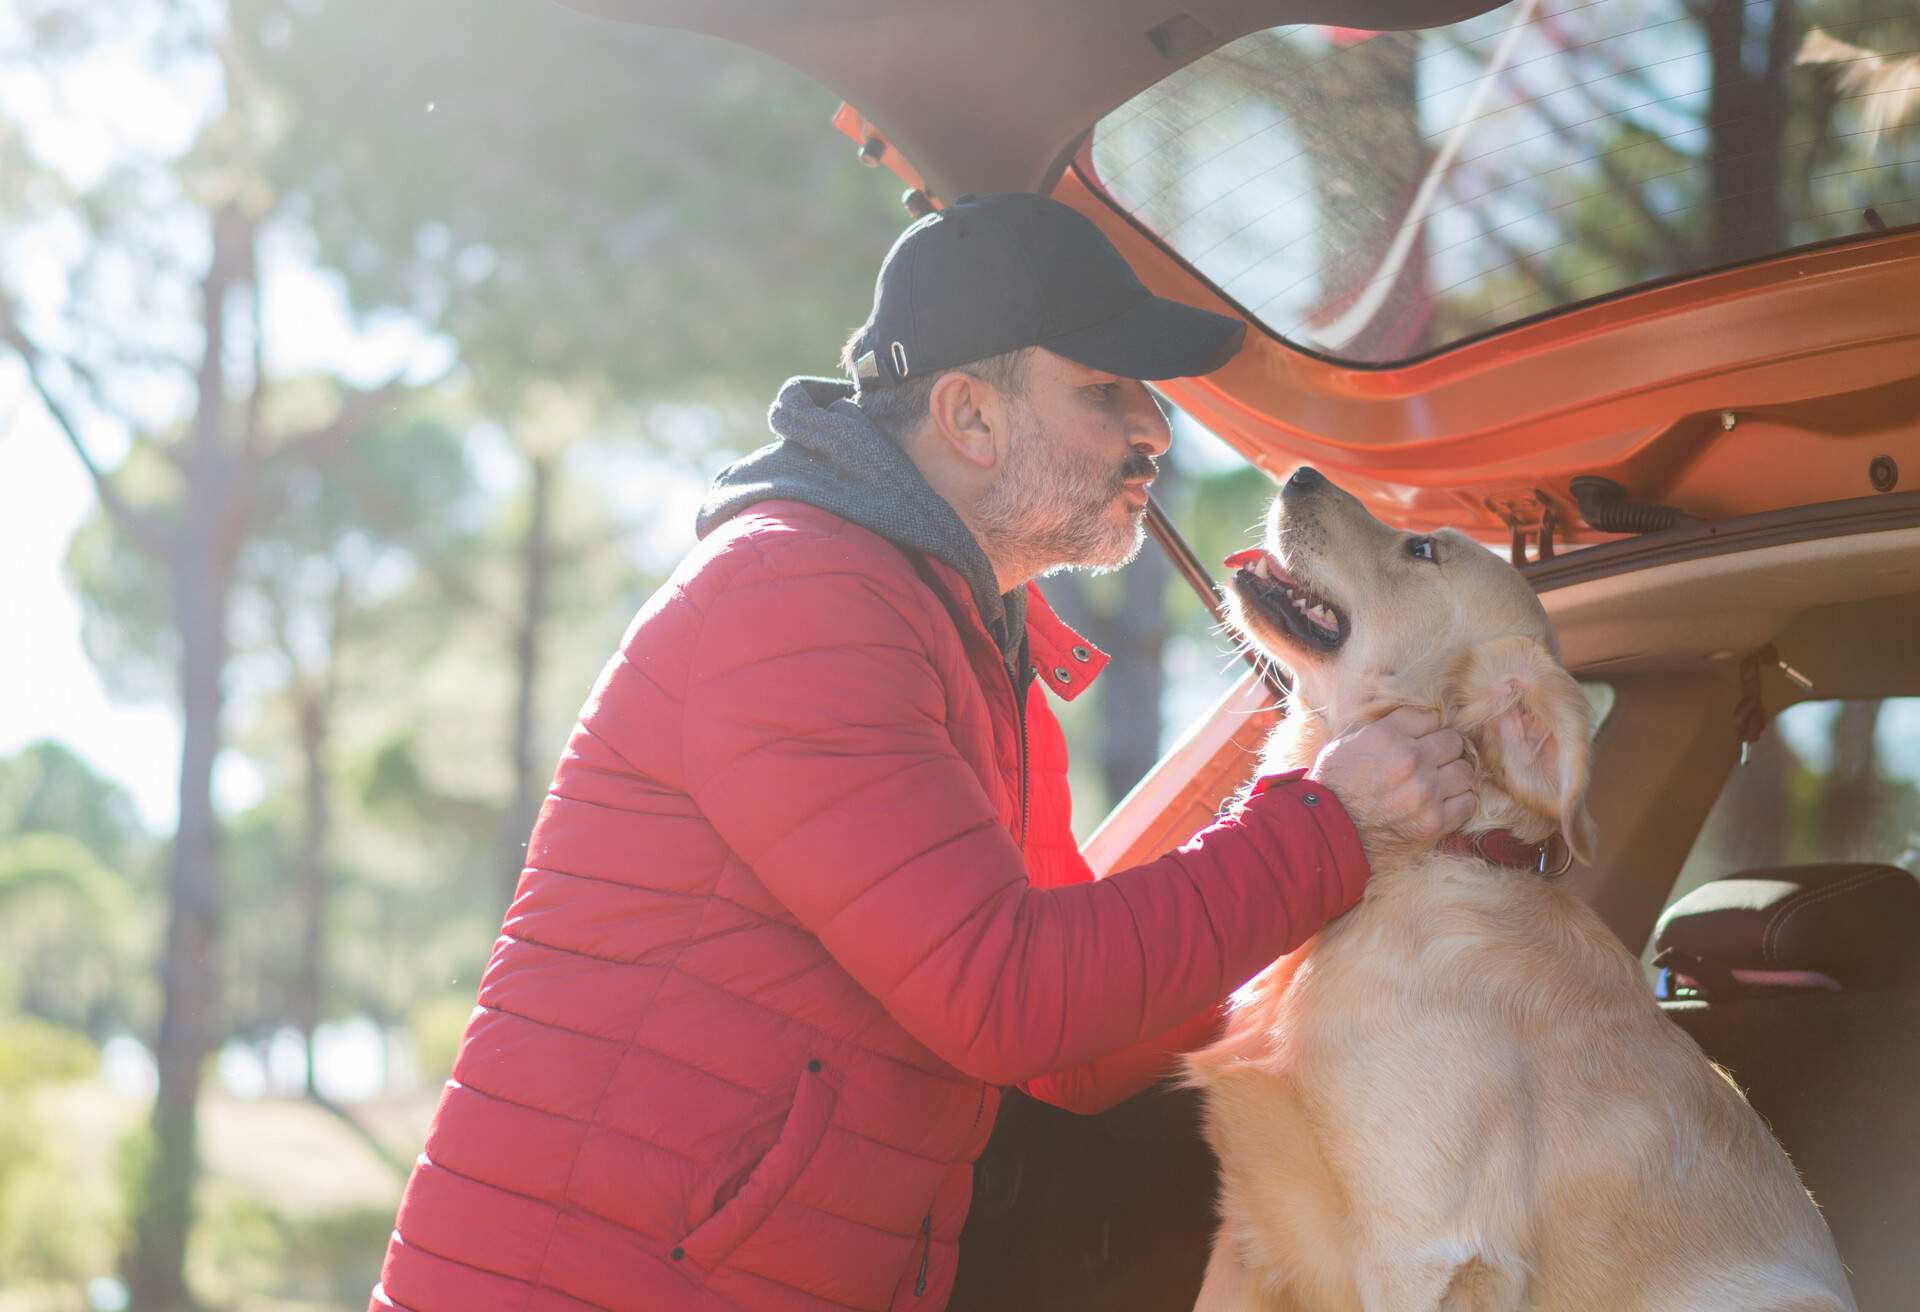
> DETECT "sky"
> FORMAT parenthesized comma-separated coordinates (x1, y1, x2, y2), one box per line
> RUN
(3, 401, 186, 828)
(0, 10, 203, 829)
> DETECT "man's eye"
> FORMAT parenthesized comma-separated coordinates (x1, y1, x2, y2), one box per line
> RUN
(1407, 536, 1439, 562)
(1087, 382, 1121, 400)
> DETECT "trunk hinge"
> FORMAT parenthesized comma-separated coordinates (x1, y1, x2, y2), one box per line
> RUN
(1488, 488, 1563, 566)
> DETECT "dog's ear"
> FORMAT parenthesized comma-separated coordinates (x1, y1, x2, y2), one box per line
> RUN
(1446, 635, 1596, 865)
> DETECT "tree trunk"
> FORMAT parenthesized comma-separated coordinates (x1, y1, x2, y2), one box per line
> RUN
(295, 683, 332, 1098)
(1294, 33, 1433, 359)
(125, 203, 253, 1312)
(503, 452, 555, 905)
(1702, 0, 1794, 263)
(1822, 700, 1883, 858)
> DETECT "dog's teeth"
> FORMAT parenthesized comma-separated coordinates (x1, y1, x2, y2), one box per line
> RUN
(1251, 556, 1270, 579)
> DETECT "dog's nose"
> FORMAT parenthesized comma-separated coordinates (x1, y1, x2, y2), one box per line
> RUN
(1286, 465, 1325, 492)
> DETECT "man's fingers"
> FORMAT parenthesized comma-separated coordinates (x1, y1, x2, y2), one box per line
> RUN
(1435, 759, 1475, 798)
(1415, 726, 1466, 770)
(1437, 791, 1475, 835)
(1378, 705, 1441, 738)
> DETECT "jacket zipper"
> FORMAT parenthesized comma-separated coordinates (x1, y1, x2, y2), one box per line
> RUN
(914, 1212, 932, 1296)
(1013, 661, 1031, 850)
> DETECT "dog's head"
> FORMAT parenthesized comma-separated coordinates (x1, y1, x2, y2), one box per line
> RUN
(1226, 467, 1595, 862)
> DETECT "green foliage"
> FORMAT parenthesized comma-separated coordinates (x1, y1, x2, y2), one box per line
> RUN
(1166, 462, 1278, 579)
(188, 1190, 395, 1307)
(354, 734, 429, 814)
(0, 1022, 113, 1289)
(407, 993, 475, 1087)
(0, 740, 149, 871)
(0, 829, 124, 909)
(0, 1109, 118, 1292)
(246, 0, 907, 405)
(65, 515, 177, 704)
(0, 832, 144, 1035)
(0, 1015, 99, 1092)
(0, 1114, 121, 1292)
(0, 746, 152, 1036)
(273, 1205, 395, 1302)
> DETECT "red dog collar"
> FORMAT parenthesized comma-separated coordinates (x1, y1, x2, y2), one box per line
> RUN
(1440, 829, 1574, 877)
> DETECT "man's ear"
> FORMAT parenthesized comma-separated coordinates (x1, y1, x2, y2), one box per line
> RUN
(924, 370, 1003, 471)
(1446, 634, 1597, 865)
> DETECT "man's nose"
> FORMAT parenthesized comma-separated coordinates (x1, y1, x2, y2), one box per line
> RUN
(1128, 383, 1172, 458)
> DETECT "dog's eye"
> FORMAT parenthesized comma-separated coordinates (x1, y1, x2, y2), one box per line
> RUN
(1407, 536, 1439, 563)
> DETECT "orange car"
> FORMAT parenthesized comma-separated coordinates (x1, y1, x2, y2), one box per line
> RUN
(575, 1, 1920, 1306)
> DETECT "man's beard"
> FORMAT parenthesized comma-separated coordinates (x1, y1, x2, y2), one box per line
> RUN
(975, 404, 1155, 578)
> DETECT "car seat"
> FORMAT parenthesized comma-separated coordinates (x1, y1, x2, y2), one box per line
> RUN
(1653, 863, 1920, 1311)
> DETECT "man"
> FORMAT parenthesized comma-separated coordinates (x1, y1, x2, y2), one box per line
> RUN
(371, 193, 1471, 1311)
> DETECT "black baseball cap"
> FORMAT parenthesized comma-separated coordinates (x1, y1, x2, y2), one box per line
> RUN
(848, 192, 1247, 391)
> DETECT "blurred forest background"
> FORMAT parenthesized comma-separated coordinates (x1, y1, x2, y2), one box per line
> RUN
(1, 0, 1917, 1309)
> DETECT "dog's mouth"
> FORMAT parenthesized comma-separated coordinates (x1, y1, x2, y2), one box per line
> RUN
(1224, 548, 1349, 653)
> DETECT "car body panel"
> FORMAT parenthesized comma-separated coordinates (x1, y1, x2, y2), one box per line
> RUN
(558, 1, 1499, 200)
(1059, 164, 1920, 541)
(569, 0, 1920, 540)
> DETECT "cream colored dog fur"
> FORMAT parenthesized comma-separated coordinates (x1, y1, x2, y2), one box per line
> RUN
(1187, 473, 1854, 1311)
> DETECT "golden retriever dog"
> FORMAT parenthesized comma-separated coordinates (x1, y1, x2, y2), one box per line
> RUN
(1186, 468, 1853, 1312)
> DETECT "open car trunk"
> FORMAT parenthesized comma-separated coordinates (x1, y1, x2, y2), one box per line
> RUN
(571, 0, 1920, 548)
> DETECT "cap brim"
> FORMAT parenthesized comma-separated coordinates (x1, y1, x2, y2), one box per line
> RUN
(1040, 295, 1247, 381)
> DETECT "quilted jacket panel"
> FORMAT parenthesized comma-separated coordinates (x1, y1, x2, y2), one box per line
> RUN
(373, 501, 1367, 1311)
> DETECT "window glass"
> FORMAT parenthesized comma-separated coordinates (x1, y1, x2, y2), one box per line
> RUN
(1582, 680, 1616, 736)
(1088, 2, 1920, 364)
(1664, 697, 1920, 916)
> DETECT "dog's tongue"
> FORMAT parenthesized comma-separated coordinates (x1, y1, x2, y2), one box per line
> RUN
(1223, 548, 1266, 570)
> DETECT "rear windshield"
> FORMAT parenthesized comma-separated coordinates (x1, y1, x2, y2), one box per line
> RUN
(1087, 1, 1920, 365)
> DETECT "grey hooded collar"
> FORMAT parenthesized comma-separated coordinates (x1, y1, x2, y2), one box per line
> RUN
(695, 376, 1027, 667)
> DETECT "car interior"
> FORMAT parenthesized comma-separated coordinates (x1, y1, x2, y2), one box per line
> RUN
(577, 0, 1920, 1304)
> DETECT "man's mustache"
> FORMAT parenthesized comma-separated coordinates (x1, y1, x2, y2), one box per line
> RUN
(1121, 450, 1158, 483)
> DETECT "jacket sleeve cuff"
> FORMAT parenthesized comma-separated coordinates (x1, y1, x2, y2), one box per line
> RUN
(1245, 768, 1371, 916)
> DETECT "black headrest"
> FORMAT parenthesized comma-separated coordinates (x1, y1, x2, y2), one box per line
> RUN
(1654, 864, 1920, 989)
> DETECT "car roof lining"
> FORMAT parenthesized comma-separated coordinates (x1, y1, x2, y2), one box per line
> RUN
(1549, 526, 1920, 694)
(557, 1, 1507, 199)
(1541, 531, 1919, 950)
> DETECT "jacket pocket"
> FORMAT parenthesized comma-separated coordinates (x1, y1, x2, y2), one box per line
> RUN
(679, 1062, 838, 1269)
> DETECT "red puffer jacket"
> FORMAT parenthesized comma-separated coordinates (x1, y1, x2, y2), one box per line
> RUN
(372, 500, 1367, 1312)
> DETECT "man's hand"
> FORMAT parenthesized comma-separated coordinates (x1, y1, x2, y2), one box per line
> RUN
(1309, 707, 1473, 853)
